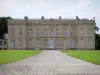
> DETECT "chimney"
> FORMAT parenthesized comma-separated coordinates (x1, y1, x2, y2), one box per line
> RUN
(76, 16, 80, 20)
(59, 16, 61, 20)
(93, 17, 95, 20)
(24, 16, 28, 20)
(41, 16, 44, 20)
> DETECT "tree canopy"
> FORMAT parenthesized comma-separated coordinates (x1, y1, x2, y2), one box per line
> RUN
(0, 17, 12, 39)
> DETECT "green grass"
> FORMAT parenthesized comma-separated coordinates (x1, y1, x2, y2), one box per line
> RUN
(0, 50, 42, 64)
(61, 50, 100, 65)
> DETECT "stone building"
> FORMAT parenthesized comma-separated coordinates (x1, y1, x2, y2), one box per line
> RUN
(7, 16, 95, 50)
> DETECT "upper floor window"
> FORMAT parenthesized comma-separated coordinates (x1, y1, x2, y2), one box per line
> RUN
(71, 32, 73, 37)
(80, 28, 84, 36)
(88, 28, 92, 37)
(11, 27, 14, 36)
(50, 31, 53, 37)
(50, 28, 53, 37)
(44, 30, 47, 37)
(56, 29, 60, 37)
(12, 40, 15, 48)
(19, 28, 22, 36)
(63, 31, 67, 37)
(36, 32, 39, 37)
(28, 30, 32, 36)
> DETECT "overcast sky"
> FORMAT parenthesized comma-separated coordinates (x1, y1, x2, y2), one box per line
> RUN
(0, 0, 100, 33)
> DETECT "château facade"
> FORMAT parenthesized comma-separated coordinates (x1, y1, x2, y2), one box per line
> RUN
(7, 16, 95, 50)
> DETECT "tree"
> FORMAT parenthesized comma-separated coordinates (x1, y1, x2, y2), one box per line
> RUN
(0, 17, 12, 39)
(95, 26, 100, 50)
(95, 26, 100, 32)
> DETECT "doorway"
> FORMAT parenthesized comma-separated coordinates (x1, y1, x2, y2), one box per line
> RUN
(49, 39, 54, 48)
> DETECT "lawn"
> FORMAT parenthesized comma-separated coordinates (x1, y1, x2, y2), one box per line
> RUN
(0, 50, 42, 64)
(61, 50, 100, 65)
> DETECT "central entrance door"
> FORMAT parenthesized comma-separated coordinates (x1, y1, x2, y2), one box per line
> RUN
(49, 39, 54, 48)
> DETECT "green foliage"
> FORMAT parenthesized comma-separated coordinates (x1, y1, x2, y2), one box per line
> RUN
(95, 33, 100, 49)
(95, 26, 100, 32)
(62, 50, 100, 65)
(0, 50, 42, 64)
(0, 17, 12, 39)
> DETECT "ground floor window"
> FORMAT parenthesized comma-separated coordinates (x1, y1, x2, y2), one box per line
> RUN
(71, 39, 75, 48)
(56, 39, 60, 48)
(19, 40, 22, 48)
(80, 39, 84, 48)
(12, 40, 15, 48)
(44, 40, 48, 48)
(28, 39, 32, 48)
(0, 41, 2, 45)
(64, 39, 67, 48)
(4, 41, 6, 45)
(36, 39, 39, 48)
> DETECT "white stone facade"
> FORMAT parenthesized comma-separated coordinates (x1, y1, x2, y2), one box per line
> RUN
(7, 16, 95, 50)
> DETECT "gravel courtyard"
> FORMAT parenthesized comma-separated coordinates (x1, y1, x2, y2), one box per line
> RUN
(0, 50, 100, 75)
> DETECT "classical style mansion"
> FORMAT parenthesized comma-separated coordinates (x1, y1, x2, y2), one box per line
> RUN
(0, 16, 95, 50)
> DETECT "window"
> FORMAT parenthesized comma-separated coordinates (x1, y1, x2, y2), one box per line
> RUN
(80, 39, 84, 48)
(64, 39, 67, 48)
(71, 32, 73, 37)
(80, 28, 84, 36)
(63, 31, 66, 37)
(0, 41, 2, 45)
(19, 28, 22, 36)
(36, 39, 39, 48)
(44, 31, 47, 37)
(50, 31, 53, 37)
(56, 30, 60, 37)
(36, 32, 39, 37)
(71, 39, 75, 48)
(11, 27, 14, 36)
(89, 39, 92, 44)
(28, 39, 32, 48)
(19, 40, 22, 48)
(28, 30, 32, 36)
(44, 40, 47, 48)
(76, 21, 78, 24)
(88, 28, 92, 37)
(4, 41, 6, 45)
(12, 40, 15, 48)
(50, 28, 53, 37)
(88, 32, 92, 36)
(56, 39, 60, 48)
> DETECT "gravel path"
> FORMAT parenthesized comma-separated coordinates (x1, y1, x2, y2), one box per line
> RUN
(0, 50, 100, 75)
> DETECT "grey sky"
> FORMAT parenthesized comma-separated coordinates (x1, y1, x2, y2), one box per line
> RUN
(0, 0, 100, 32)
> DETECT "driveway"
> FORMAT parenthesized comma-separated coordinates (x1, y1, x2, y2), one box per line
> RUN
(0, 50, 100, 75)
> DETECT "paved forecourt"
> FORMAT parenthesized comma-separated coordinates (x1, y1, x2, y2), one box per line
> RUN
(0, 50, 100, 75)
